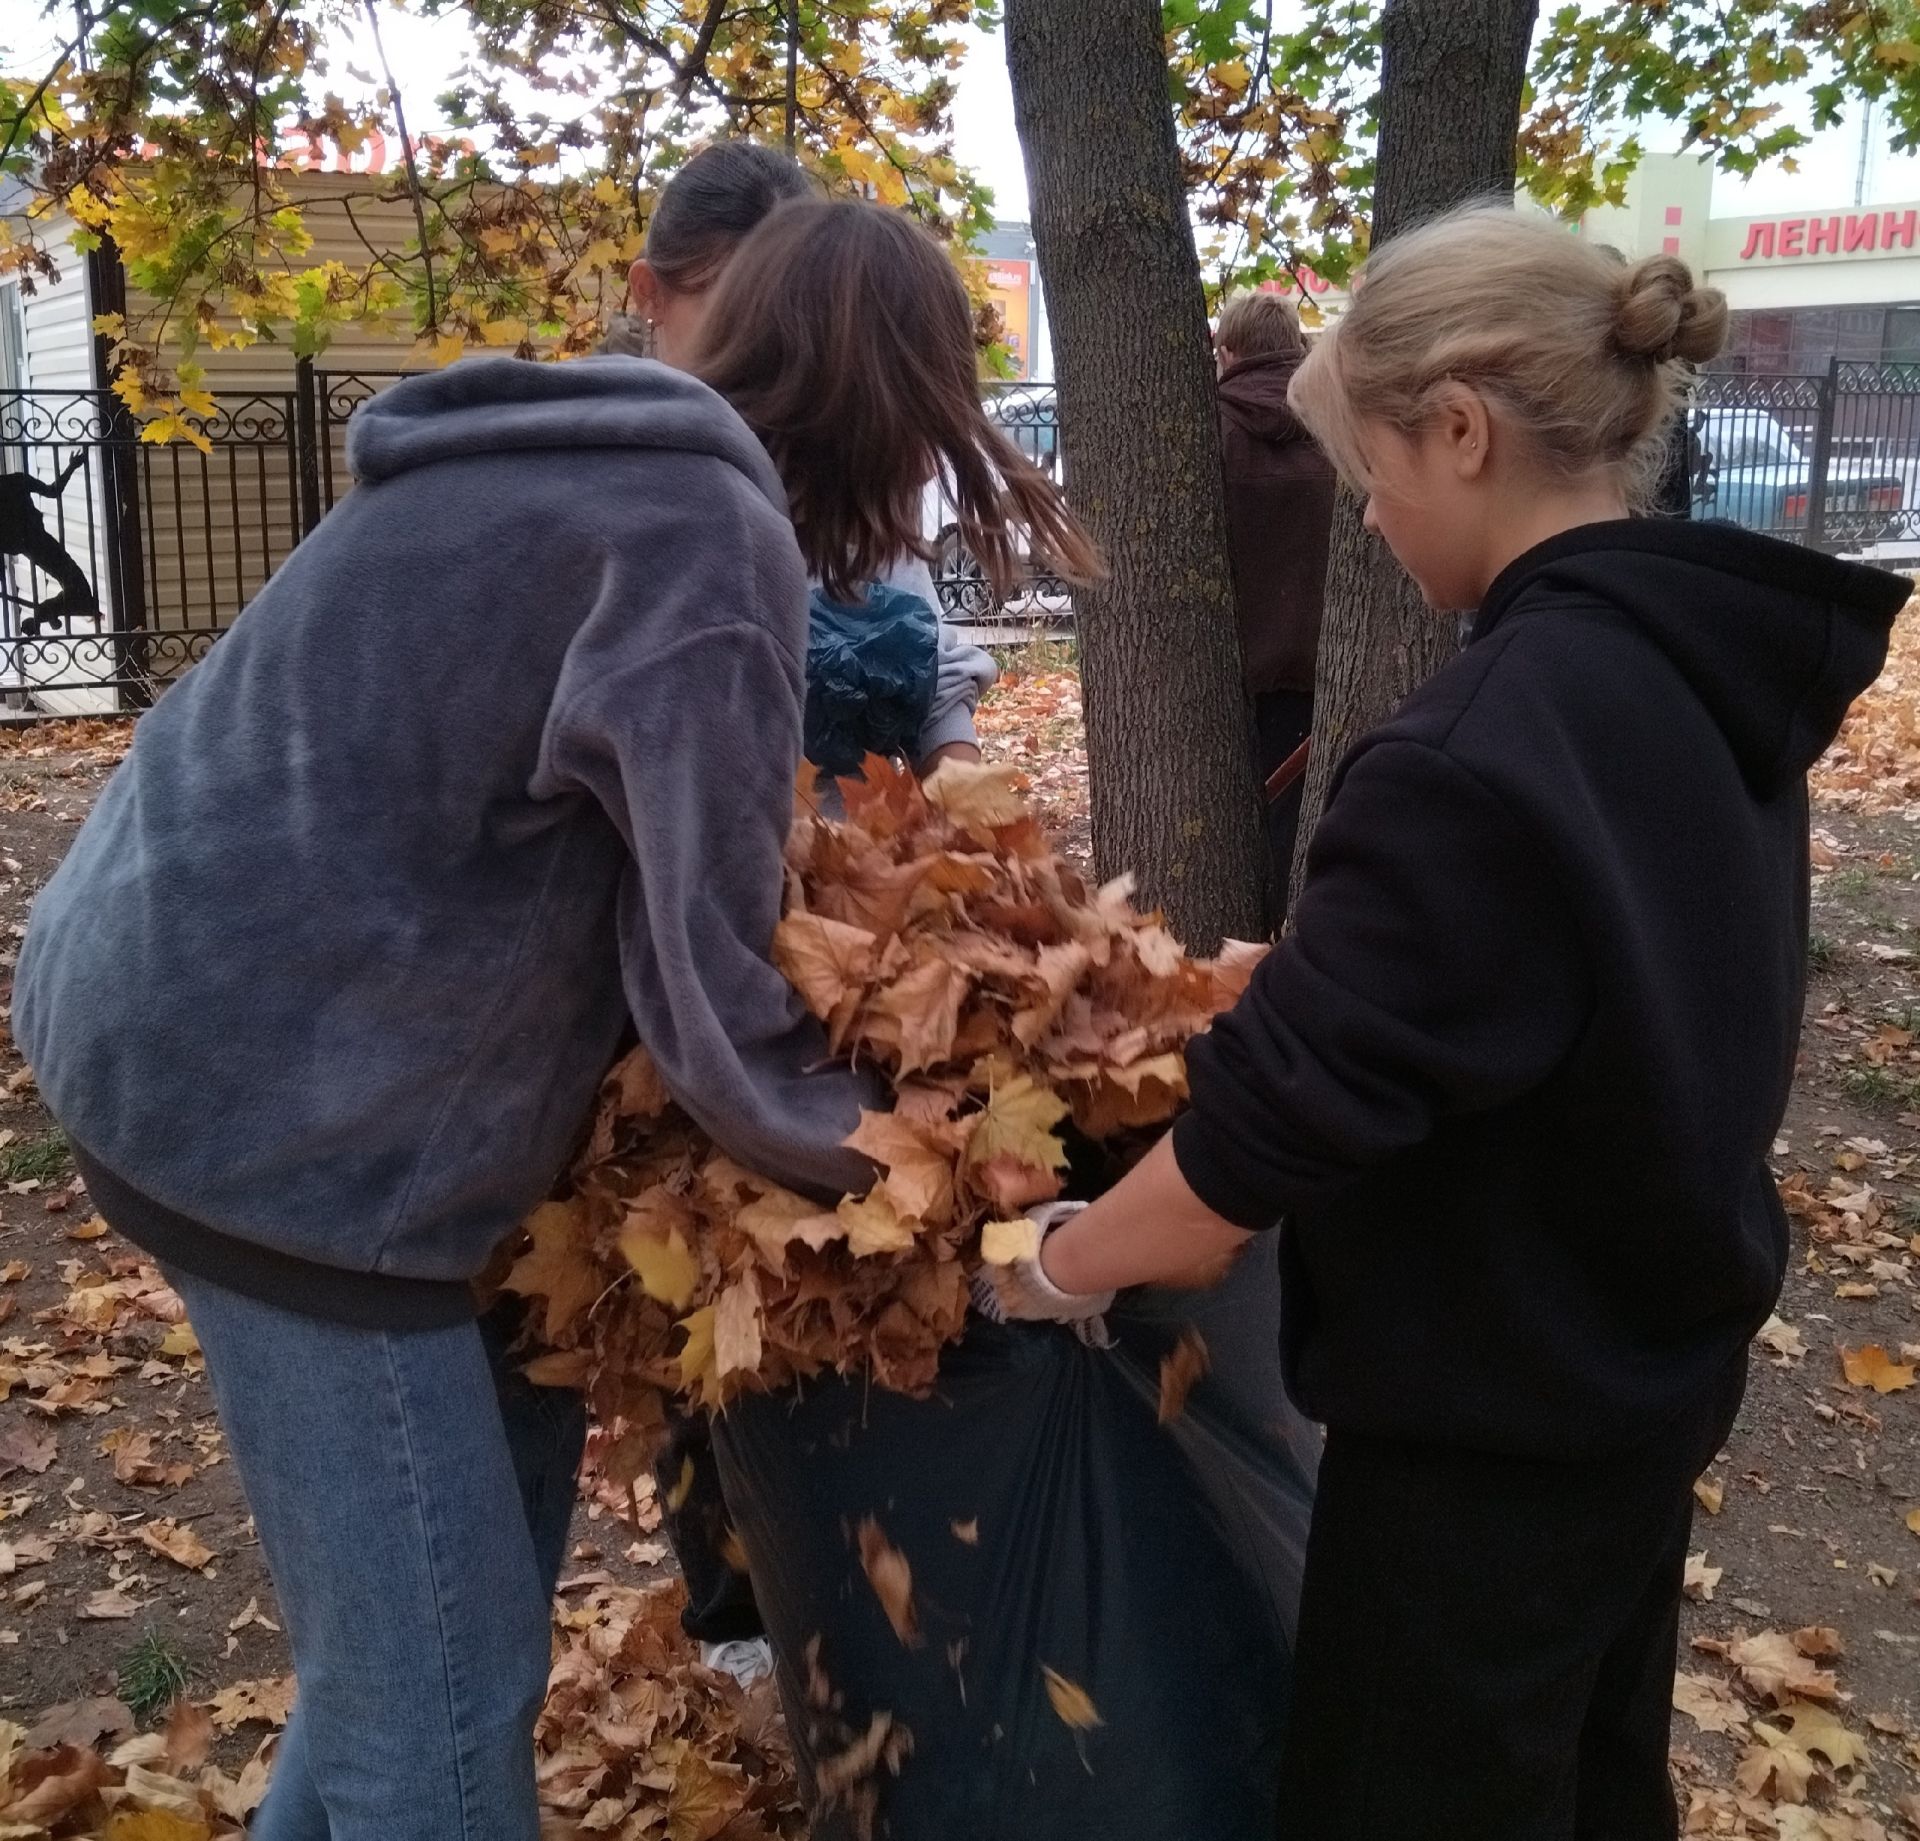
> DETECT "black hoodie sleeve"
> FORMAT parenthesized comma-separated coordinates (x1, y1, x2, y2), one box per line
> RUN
(1172, 738, 1593, 1230)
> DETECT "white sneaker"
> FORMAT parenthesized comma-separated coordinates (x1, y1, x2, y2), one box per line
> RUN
(700, 1637, 775, 1688)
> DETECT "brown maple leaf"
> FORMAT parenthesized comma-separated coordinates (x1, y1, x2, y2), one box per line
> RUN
(858, 1518, 920, 1648)
(1157, 1328, 1211, 1425)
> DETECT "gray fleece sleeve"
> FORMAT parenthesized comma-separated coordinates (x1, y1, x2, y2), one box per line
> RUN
(544, 499, 876, 1201)
(881, 555, 999, 762)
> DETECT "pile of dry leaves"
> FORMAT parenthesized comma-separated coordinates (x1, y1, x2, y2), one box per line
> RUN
(1811, 594, 1920, 816)
(539, 1580, 804, 1841)
(502, 758, 1260, 1502)
(0, 1694, 272, 1839)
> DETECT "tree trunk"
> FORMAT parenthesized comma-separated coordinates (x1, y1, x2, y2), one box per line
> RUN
(1004, 0, 1268, 953)
(1290, 0, 1540, 906)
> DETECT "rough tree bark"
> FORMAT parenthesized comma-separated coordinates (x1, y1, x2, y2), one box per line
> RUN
(1004, 0, 1269, 953)
(1289, 0, 1540, 907)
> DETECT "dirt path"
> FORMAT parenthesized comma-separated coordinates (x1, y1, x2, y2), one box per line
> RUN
(0, 685, 1917, 1836)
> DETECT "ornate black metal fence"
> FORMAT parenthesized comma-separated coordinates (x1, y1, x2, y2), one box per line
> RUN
(1691, 361, 1920, 551)
(47, 358, 1920, 719)
(0, 385, 304, 711)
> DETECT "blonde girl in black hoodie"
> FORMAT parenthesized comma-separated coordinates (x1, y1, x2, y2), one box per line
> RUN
(983, 204, 1910, 1837)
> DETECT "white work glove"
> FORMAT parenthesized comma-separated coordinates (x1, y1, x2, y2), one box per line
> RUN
(970, 1202, 1116, 1349)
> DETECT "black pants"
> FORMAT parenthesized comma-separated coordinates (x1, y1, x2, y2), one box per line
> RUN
(1254, 689, 1313, 922)
(1278, 1361, 1746, 1840)
(657, 1403, 762, 1643)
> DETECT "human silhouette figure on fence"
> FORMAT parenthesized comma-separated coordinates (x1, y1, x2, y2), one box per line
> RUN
(0, 452, 99, 636)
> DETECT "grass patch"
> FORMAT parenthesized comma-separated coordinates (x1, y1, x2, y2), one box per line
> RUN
(1826, 867, 1883, 903)
(1839, 1065, 1920, 1113)
(118, 1631, 191, 1724)
(0, 1128, 68, 1186)
(1808, 931, 1841, 975)
(989, 632, 1079, 677)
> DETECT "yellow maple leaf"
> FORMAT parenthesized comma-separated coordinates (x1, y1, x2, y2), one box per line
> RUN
(980, 1217, 1040, 1266)
(1839, 1343, 1915, 1393)
(838, 1190, 916, 1258)
(104, 1812, 211, 1841)
(618, 1199, 700, 1312)
(675, 1307, 716, 1395)
(503, 1200, 600, 1341)
(158, 1323, 199, 1360)
(965, 1074, 1070, 1212)
(666, 1741, 744, 1841)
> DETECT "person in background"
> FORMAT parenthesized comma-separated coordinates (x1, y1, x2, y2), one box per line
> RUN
(608, 165, 1097, 1685)
(612, 139, 994, 774)
(984, 204, 1907, 1838)
(1214, 290, 1336, 913)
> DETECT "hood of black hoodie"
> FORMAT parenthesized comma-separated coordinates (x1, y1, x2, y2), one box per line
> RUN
(1216, 351, 1313, 446)
(1477, 520, 1907, 799)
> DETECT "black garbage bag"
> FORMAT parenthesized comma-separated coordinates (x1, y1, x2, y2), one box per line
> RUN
(713, 1243, 1318, 1841)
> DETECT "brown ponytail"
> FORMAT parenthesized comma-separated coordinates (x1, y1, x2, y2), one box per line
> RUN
(693, 198, 1104, 603)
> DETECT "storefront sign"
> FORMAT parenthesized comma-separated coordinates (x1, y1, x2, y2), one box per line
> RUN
(986, 259, 1034, 379)
(1739, 209, 1920, 261)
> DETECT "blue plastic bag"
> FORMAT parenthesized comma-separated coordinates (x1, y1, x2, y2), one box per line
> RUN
(804, 583, 941, 778)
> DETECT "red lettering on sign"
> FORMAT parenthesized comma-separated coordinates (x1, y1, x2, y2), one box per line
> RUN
(1845, 212, 1879, 252)
(1739, 222, 1777, 260)
(1886, 210, 1918, 249)
(1808, 215, 1843, 254)
(1778, 218, 1807, 257)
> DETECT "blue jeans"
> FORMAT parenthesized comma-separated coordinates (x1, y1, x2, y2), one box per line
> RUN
(164, 1267, 586, 1841)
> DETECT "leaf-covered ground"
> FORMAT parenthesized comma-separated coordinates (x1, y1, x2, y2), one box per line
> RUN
(0, 625, 1913, 1834)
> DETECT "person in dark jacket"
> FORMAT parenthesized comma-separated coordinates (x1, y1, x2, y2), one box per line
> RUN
(1214, 291, 1336, 908)
(982, 204, 1908, 1837)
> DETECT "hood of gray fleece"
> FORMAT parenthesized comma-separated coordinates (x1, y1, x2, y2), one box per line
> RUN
(349, 353, 787, 500)
(15, 355, 873, 1295)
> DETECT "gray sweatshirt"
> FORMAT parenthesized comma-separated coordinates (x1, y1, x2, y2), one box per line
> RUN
(15, 357, 872, 1293)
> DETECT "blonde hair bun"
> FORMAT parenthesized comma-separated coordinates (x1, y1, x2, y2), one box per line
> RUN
(1614, 255, 1729, 367)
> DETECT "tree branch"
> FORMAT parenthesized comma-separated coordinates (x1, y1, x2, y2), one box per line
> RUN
(363, 0, 438, 330)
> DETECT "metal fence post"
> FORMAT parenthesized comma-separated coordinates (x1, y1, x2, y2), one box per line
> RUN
(1805, 357, 1841, 552)
(294, 356, 322, 539)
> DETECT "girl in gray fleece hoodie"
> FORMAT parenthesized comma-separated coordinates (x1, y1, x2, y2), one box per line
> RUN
(16, 196, 1094, 1840)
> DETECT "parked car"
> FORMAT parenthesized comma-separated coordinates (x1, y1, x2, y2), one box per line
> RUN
(1692, 409, 1906, 545)
(920, 388, 1071, 626)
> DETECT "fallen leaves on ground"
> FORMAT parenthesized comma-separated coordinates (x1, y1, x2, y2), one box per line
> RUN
(538, 1580, 803, 1841)
(1693, 1629, 1841, 1706)
(1684, 1553, 1724, 1603)
(502, 758, 1261, 1494)
(1674, 1670, 1750, 1736)
(1838, 1343, 1915, 1393)
(0, 1709, 272, 1837)
(1812, 599, 1920, 815)
(202, 1680, 293, 1735)
(137, 1520, 213, 1573)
